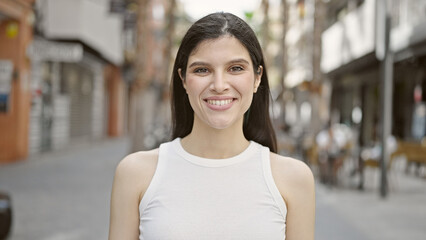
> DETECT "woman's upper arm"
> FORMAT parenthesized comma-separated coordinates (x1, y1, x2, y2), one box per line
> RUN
(108, 150, 158, 240)
(271, 154, 316, 240)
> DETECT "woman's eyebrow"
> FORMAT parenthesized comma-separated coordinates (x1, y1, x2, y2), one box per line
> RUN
(188, 61, 210, 68)
(188, 58, 250, 69)
(227, 58, 250, 65)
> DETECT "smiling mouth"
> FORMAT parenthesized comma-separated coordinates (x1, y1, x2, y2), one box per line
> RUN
(206, 99, 234, 106)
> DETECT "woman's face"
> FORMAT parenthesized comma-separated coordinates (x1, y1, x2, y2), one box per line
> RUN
(179, 36, 262, 130)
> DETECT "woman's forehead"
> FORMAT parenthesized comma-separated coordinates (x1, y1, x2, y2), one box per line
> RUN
(188, 36, 251, 63)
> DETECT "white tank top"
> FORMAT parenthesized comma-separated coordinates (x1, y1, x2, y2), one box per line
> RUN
(139, 138, 287, 240)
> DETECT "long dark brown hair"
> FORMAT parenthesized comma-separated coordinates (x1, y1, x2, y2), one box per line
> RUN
(170, 12, 277, 152)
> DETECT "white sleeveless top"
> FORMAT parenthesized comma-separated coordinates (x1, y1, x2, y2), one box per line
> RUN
(139, 138, 287, 240)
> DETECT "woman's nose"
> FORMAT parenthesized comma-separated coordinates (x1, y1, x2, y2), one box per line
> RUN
(210, 73, 228, 93)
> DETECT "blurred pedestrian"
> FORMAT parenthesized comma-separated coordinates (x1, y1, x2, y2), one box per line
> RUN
(109, 12, 315, 240)
(357, 135, 397, 190)
(316, 123, 351, 186)
(325, 126, 344, 186)
(316, 126, 330, 183)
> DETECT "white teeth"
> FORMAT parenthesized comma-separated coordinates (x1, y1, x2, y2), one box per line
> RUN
(207, 99, 233, 106)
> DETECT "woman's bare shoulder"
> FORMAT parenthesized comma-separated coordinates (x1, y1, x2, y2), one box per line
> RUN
(113, 149, 159, 196)
(270, 153, 313, 179)
(109, 149, 160, 239)
(270, 152, 315, 200)
(117, 149, 159, 173)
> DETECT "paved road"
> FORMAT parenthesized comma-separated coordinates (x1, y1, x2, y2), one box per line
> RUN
(0, 138, 129, 240)
(1, 137, 425, 240)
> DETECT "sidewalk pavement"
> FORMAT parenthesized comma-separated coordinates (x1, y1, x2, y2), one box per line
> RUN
(0, 137, 130, 240)
(0, 137, 425, 240)
(315, 158, 426, 240)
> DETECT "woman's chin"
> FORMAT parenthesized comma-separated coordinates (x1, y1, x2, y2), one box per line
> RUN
(205, 119, 239, 131)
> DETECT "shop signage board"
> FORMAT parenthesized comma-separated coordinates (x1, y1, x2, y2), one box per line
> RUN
(27, 39, 83, 62)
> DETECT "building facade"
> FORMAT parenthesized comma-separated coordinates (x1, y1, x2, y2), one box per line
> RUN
(321, 0, 426, 147)
(0, 0, 35, 162)
(0, 0, 128, 163)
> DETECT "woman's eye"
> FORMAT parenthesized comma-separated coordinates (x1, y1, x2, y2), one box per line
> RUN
(229, 66, 244, 72)
(194, 68, 209, 73)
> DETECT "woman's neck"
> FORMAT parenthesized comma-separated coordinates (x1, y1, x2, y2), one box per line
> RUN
(180, 118, 249, 159)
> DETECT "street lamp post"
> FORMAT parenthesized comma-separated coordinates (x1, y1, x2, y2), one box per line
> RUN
(376, 0, 394, 198)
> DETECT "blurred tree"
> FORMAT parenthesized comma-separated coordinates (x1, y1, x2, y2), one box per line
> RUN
(261, 0, 270, 64)
(313, 0, 325, 85)
(280, 0, 289, 94)
(129, 0, 150, 152)
(311, 0, 326, 133)
(244, 11, 254, 21)
(275, 0, 289, 131)
(134, 0, 151, 90)
(162, 0, 176, 87)
(130, 0, 177, 152)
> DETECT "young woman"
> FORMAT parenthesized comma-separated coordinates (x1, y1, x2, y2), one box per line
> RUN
(109, 12, 315, 240)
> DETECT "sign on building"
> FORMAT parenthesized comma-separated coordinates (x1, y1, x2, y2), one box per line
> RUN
(0, 60, 14, 112)
(27, 39, 83, 62)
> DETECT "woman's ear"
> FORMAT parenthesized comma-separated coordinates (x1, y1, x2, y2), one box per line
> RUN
(254, 65, 263, 93)
(178, 68, 186, 89)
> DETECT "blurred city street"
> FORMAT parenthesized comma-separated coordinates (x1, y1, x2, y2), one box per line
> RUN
(1, 136, 425, 240)
(1, 0, 426, 239)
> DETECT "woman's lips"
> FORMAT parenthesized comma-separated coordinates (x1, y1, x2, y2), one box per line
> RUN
(206, 99, 233, 106)
(204, 97, 235, 110)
